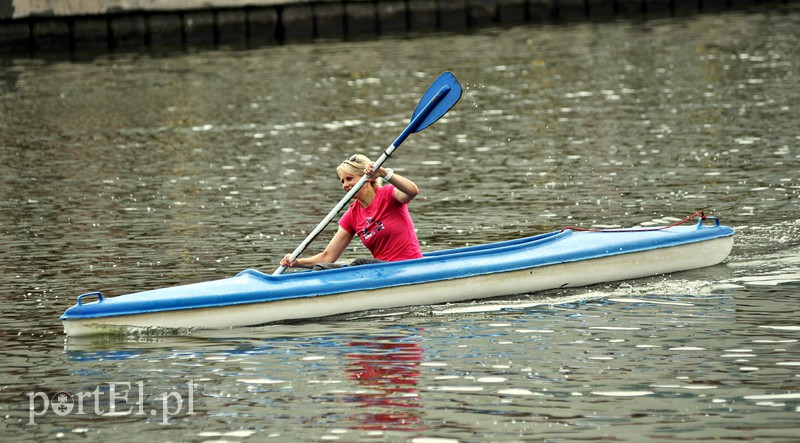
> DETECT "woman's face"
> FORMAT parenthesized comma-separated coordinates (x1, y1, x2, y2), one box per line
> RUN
(339, 172, 364, 198)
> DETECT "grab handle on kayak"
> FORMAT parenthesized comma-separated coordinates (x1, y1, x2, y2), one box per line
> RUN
(697, 216, 720, 229)
(76, 292, 104, 305)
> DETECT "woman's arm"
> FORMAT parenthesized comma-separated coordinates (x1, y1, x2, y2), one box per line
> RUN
(367, 163, 420, 204)
(281, 227, 354, 268)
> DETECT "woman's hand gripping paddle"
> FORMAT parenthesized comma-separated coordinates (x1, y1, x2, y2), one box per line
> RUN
(273, 71, 463, 275)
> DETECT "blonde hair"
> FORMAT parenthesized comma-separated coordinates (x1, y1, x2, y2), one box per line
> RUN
(337, 154, 385, 187)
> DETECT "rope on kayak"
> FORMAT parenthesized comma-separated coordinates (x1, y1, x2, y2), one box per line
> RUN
(560, 210, 708, 233)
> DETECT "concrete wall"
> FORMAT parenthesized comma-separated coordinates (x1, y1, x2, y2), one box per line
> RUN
(1, 0, 289, 19)
(0, 0, 792, 56)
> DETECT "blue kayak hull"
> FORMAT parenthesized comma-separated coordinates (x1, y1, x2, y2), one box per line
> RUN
(61, 221, 734, 336)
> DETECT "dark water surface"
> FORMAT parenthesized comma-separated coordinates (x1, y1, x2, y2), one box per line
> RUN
(2, 7, 799, 442)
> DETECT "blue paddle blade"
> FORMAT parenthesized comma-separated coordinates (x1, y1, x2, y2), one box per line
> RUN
(410, 71, 462, 133)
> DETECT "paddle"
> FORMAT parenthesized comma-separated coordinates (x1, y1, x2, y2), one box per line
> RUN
(273, 71, 463, 275)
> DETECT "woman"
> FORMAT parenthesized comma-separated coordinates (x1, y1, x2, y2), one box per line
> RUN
(280, 154, 423, 270)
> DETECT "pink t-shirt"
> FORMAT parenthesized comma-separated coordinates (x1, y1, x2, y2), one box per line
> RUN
(338, 185, 423, 261)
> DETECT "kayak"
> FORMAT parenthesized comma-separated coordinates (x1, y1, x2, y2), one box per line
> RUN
(60, 216, 734, 337)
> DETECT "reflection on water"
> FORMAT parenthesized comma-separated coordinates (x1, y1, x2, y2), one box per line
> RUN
(2, 6, 800, 442)
(344, 338, 424, 431)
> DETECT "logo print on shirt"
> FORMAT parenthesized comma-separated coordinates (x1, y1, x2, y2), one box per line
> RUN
(360, 217, 385, 240)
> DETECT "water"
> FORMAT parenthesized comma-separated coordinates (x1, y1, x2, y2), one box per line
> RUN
(2, 7, 799, 442)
